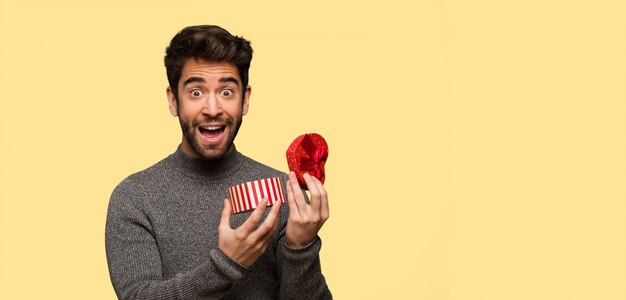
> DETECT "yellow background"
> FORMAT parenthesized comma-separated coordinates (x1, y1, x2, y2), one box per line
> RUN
(0, 0, 624, 299)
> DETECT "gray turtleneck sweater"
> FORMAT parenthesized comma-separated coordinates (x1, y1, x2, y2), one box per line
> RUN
(105, 146, 332, 299)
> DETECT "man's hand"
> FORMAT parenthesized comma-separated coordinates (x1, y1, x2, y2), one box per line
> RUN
(218, 198, 281, 267)
(285, 172, 330, 248)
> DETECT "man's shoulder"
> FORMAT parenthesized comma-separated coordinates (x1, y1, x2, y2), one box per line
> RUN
(110, 153, 173, 198)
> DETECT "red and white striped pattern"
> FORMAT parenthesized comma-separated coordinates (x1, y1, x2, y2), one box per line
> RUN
(227, 177, 286, 214)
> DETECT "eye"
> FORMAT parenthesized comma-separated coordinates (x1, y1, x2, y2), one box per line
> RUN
(191, 89, 203, 97)
(221, 89, 233, 97)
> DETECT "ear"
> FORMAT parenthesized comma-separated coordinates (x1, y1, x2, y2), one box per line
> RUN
(242, 85, 251, 116)
(166, 86, 178, 117)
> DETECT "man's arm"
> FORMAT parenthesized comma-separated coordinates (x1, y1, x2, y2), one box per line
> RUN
(276, 172, 332, 299)
(105, 179, 281, 300)
(277, 236, 332, 299)
(105, 179, 245, 299)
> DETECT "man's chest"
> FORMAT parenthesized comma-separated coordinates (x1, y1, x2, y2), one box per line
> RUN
(144, 185, 254, 277)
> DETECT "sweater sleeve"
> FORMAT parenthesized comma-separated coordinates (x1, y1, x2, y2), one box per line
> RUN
(275, 203, 333, 299)
(105, 179, 245, 300)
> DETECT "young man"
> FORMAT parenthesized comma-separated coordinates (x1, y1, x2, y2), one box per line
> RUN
(105, 25, 332, 299)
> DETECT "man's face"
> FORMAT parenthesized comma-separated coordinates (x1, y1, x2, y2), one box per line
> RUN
(167, 59, 250, 160)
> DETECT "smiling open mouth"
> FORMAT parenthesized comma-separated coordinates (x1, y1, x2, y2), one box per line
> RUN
(199, 125, 226, 141)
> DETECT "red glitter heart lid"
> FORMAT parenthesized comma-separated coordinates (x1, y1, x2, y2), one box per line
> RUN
(286, 133, 328, 190)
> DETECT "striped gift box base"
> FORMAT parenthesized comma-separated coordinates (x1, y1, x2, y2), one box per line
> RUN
(227, 177, 286, 214)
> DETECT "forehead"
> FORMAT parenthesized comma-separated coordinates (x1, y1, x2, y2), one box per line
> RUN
(180, 59, 241, 83)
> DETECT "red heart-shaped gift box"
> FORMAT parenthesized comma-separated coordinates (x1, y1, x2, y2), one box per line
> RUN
(286, 133, 329, 190)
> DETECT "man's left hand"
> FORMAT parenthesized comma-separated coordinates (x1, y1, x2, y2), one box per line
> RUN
(285, 171, 329, 248)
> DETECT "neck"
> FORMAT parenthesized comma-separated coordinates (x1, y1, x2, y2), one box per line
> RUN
(171, 144, 242, 180)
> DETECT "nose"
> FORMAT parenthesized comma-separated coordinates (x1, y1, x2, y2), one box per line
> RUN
(201, 93, 223, 117)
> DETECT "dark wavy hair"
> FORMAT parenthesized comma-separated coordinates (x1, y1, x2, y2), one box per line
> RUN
(164, 25, 253, 101)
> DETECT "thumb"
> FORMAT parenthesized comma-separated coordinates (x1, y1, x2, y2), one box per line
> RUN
(219, 198, 232, 230)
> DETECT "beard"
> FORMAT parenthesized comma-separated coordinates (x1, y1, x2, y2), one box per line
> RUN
(178, 113, 243, 161)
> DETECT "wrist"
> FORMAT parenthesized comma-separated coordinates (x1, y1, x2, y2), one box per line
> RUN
(285, 236, 317, 250)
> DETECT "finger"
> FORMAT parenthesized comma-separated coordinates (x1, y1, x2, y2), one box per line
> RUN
(251, 199, 281, 241)
(285, 178, 302, 218)
(258, 207, 281, 251)
(312, 176, 329, 221)
(267, 200, 282, 234)
(238, 197, 268, 233)
(288, 172, 307, 213)
(219, 198, 232, 231)
(303, 173, 321, 213)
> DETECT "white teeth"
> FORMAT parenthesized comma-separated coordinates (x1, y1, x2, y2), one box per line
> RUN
(202, 126, 222, 130)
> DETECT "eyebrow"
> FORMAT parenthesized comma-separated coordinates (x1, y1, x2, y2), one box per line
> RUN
(182, 76, 205, 87)
(219, 77, 240, 85)
(182, 76, 240, 88)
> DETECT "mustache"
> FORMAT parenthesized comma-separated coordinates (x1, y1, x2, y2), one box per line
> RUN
(192, 116, 233, 126)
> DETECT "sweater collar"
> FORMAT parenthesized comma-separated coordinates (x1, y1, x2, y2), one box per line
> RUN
(170, 144, 243, 180)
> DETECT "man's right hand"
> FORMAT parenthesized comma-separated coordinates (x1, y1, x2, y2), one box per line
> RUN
(218, 198, 282, 267)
